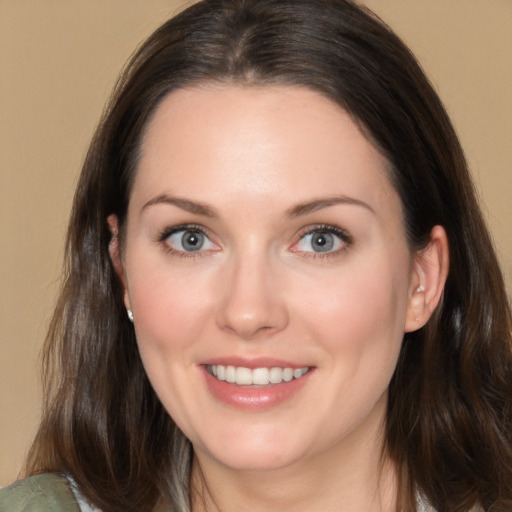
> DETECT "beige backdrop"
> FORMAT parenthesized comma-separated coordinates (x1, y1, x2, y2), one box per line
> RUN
(1, 0, 511, 487)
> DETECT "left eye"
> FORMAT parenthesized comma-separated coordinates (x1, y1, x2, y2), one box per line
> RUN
(295, 229, 346, 253)
(165, 229, 216, 252)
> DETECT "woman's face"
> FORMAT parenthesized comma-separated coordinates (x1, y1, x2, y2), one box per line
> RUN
(117, 85, 423, 473)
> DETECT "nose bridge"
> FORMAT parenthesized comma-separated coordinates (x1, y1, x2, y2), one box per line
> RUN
(216, 243, 288, 339)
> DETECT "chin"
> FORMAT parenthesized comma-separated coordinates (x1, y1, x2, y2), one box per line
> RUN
(193, 427, 309, 472)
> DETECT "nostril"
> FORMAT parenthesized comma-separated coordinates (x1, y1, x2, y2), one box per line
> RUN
(219, 317, 276, 340)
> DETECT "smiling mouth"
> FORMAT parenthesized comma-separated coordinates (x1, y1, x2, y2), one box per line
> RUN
(206, 365, 310, 386)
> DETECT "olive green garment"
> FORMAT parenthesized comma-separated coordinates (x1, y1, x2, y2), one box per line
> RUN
(0, 473, 81, 512)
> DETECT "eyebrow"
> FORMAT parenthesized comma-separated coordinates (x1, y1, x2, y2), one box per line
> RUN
(287, 196, 375, 217)
(142, 193, 374, 218)
(142, 194, 216, 217)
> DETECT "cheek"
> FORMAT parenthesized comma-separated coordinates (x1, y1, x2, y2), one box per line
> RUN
(127, 261, 216, 361)
(295, 253, 410, 369)
(126, 264, 217, 430)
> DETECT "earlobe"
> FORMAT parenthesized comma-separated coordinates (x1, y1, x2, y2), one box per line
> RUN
(405, 225, 449, 332)
(107, 215, 130, 310)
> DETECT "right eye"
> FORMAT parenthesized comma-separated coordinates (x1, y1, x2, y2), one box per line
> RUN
(164, 228, 217, 253)
(290, 225, 352, 258)
(296, 230, 342, 253)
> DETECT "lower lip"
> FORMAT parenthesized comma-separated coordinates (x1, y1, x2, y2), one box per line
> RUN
(202, 367, 313, 411)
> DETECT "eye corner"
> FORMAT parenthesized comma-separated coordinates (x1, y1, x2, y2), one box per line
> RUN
(157, 224, 220, 257)
(290, 224, 353, 258)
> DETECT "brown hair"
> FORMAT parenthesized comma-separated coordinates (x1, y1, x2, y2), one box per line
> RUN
(26, 1, 512, 510)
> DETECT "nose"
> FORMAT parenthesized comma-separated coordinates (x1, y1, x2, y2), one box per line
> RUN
(215, 253, 289, 340)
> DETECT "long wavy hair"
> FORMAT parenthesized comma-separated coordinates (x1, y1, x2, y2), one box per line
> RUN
(26, 1, 512, 510)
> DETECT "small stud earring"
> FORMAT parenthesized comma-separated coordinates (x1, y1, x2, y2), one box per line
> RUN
(416, 285, 425, 293)
(127, 309, 134, 322)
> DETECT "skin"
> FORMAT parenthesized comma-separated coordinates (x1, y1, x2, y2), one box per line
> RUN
(109, 85, 448, 511)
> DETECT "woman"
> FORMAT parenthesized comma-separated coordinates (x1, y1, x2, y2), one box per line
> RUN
(1, 0, 511, 510)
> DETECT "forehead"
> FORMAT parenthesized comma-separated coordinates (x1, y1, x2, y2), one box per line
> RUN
(133, 84, 400, 218)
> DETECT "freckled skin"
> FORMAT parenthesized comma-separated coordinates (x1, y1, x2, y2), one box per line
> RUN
(116, 85, 431, 510)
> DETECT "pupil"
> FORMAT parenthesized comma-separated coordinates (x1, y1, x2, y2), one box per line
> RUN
(183, 231, 203, 251)
(315, 234, 326, 246)
(312, 232, 333, 252)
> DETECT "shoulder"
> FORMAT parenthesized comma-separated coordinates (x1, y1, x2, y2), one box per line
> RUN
(0, 473, 81, 512)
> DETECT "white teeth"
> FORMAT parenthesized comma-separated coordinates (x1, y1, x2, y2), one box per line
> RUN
(216, 365, 226, 381)
(252, 367, 270, 385)
(269, 367, 283, 384)
(235, 367, 253, 385)
(283, 368, 294, 382)
(225, 365, 236, 383)
(209, 365, 310, 386)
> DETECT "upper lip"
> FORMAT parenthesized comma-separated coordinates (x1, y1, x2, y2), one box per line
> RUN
(201, 356, 312, 369)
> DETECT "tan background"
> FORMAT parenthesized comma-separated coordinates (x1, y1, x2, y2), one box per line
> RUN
(1, 0, 511, 487)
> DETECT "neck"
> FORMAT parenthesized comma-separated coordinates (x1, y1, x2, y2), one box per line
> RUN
(190, 421, 397, 512)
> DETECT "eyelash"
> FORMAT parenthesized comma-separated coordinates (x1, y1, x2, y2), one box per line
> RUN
(157, 224, 216, 258)
(156, 223, 353, 259)
(292, 224, 353, 259)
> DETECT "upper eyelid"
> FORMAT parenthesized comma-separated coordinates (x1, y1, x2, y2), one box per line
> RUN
(288, 225, 350, 252)
(158, 223, 211, 241)
(158, 225, 219, 256)
(296, 224, 352, 240)
(158, 223, 350, 236)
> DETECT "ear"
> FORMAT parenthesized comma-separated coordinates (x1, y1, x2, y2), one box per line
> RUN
(404, 225, 449, 332)
(107, 214, 130, 310)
